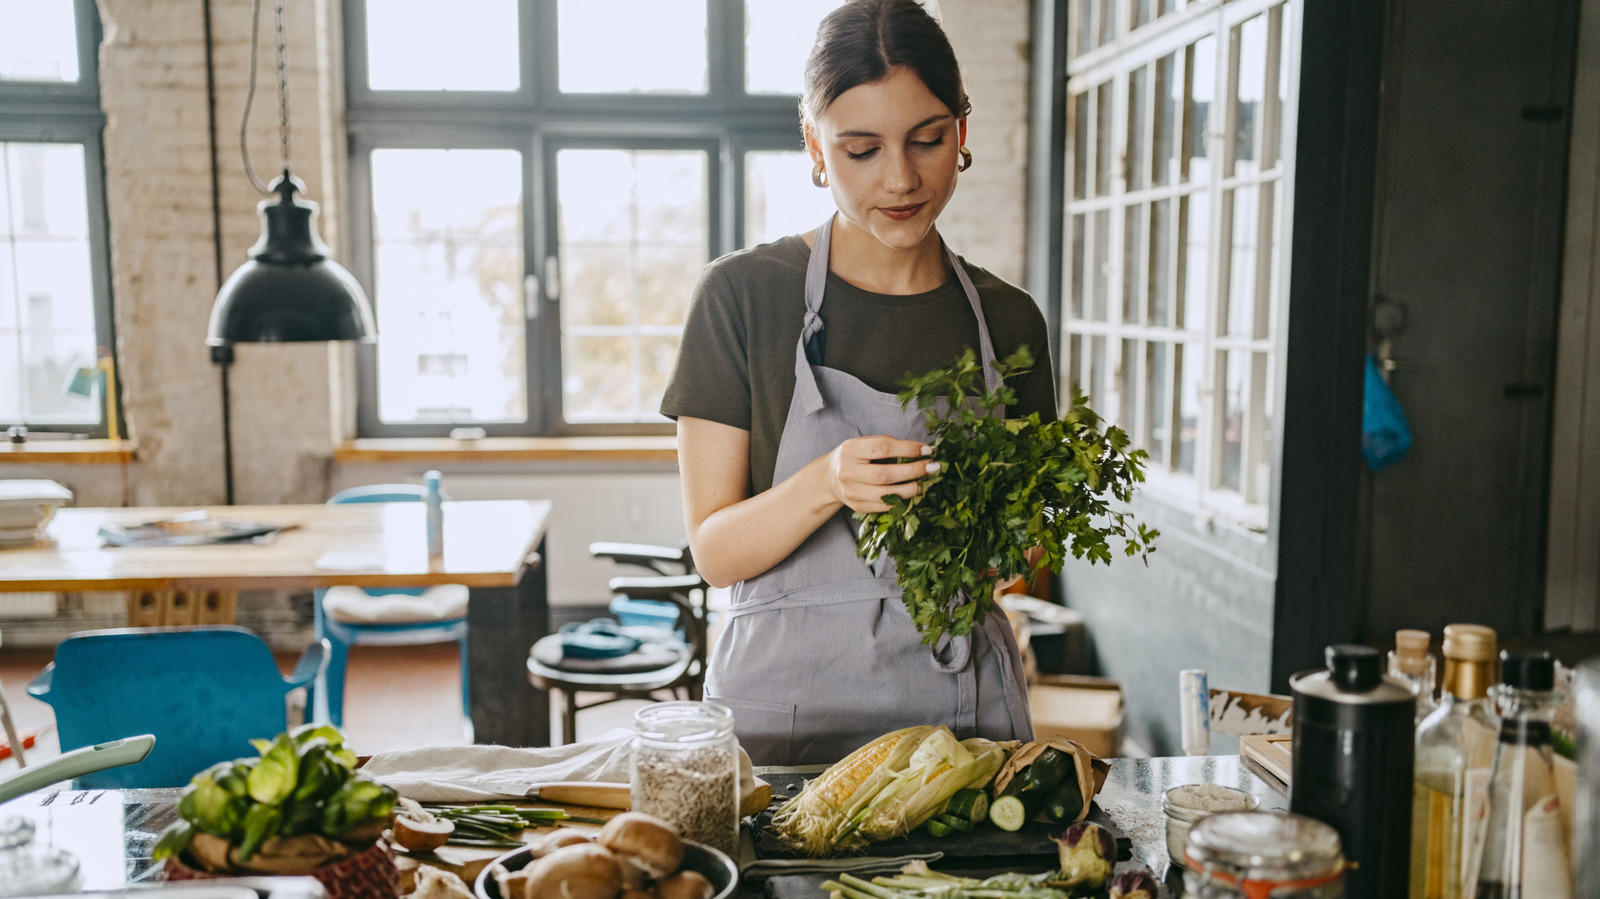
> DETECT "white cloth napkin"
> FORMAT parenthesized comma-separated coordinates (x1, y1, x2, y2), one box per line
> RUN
(363, 729, 636, 801)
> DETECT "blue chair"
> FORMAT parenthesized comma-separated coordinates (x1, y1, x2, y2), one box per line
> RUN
(310, 483, 470, 734)
(26, 625, 326, 788)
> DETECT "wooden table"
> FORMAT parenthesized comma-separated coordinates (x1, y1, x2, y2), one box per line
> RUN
(0, 500, 555, 747)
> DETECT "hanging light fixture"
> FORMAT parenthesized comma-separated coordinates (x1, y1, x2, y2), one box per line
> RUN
(206, 0, 376, 345)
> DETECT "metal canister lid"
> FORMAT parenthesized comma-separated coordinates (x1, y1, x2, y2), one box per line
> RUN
(1442, 623, 1496, 662)
(1291, 645, 1414, 706)
(1185, 810, 1345, 881)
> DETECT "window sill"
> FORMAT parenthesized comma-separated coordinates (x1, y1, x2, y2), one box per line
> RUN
(0, 439, 137, 464)
(335, 436, 678, 464)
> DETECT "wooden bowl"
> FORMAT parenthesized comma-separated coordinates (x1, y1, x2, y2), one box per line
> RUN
(474, 839, 739, 899)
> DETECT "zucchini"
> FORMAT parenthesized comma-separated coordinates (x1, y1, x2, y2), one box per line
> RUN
(934, 813, 975, 833)
(942, 788, 990, 825)
(1021, 748, 1072, 793)
(989, 794, 1032, 832)
(925, 819, 959, 838)
(1043, 774, 1084, 822)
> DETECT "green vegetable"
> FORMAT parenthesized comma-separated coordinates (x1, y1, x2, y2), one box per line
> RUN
(933, 813, 974, 833)
(1054, 820, 1115, 889)
(941, 788, 989, 825)
(1021, 749, 1071, 793)
(238, 801, 283, 861)
(924, 819, 959, 838)
(855, 347, 1157, 645)
(319, 777, 398, 839)
(1043, 778, 1084, 823)
(822, 862, 1067, 899)
(989, 794, 1032, 832)
(247, 734, 300, 805)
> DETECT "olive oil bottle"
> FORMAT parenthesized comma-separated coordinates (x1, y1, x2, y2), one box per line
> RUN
(1409, 624, 1498, 899)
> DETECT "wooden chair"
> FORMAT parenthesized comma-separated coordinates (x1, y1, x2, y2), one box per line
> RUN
(527, 542, 708, 744)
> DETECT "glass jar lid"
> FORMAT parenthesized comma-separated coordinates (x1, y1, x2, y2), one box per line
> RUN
(633, 700, 734, 745)
(1185, 810, 1344, 881)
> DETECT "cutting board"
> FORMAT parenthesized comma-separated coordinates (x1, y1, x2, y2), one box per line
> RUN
(752, 771, 1128, 864)
(1239, 733, 1293, 787)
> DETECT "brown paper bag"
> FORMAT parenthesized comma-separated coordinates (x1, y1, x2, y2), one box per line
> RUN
(991, 738, 1110, 824)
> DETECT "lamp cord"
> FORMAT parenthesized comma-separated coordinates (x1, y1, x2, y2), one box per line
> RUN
(239, 0, 292, 195)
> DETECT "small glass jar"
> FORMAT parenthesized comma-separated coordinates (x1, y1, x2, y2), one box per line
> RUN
(1182, 811, 1345, 899)
(1162, 784, 1260, 869)
(631, 701, 740, 857)
(0, 817, 79, 898)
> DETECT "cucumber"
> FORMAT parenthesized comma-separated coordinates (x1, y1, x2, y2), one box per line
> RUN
(943, 788, 990, 824)
(1021, 748, 1072, 793)
(934, 813, 975, 833)
(989, 794, 1032, 832)
(1043, 774, 1084, 822)
(925, 818, 958, 838)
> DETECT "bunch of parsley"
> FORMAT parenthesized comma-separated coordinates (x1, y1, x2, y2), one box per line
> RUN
(855, 346, 1158, 645)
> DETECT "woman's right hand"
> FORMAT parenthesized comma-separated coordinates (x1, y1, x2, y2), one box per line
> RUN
(824, 436, 939, 513)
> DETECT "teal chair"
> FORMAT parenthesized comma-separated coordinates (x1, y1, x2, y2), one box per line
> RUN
(309, 484, 470, 733)
(27, 625, 326, 788)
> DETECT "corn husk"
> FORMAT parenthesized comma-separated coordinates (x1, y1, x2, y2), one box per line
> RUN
(770, 726, 1004, 856)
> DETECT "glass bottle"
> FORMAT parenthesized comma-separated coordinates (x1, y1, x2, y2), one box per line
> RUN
(1409, 623, 1498, 899)
(1390, 628, 1439, 723)
(631, 701, 740, 857)
(1472, 651, 1571, 899)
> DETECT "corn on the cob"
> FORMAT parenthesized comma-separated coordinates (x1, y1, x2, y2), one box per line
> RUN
(770, 727, 1001, 857)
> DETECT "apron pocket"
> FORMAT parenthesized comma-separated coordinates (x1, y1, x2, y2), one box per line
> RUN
(711, 695, 796, 767)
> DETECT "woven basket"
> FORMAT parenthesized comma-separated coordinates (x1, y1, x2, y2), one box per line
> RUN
(161, 835, 398, 899)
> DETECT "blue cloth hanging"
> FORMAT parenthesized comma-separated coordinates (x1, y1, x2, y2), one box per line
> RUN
(1362, 354, 1413, 471)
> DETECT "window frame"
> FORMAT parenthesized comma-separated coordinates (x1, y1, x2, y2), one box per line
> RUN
(344, 0, 816, 437)
(0, 0, 116, 438)
(1057, 0, 1300, 531)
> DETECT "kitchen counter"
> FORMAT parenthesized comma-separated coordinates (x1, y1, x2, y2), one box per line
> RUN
(0, 756, 1286, 893)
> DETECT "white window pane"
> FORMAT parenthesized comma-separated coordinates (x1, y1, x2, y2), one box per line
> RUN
(1094, 81, 1113, 196)
(1181, 189, 1209, 332)
(1219, 349, 1247, 492)
(559, 0, 705, 94)
(1149, 198, 1172, 326)
(1231, 14, 1267, 178)
(1068, 213, 1085, 318)
(366, 0, 519, 91)
(1122, 204, 1143, 324)
(22, 330, 97, 420)
(1226, 184, 1258, 337)
(0, 0, 79, 83)
(369, 149, 525, 424)
(1177, 342, 1200, 475)
(557, 148, 706, 423)
(745, 0, 843, 94)
(6, 143, 89, 238)
(1153, 52, 1179, 187)
(1145, 341, 1171, 467)
(1188, 36, 1215, 184)
(1126, 64, 1148, 191)
(3, 237, 97, 424)
(1071, 92, 1088, 200)
(745, 150, 836, 246)
(1089, 208, 1110, 320)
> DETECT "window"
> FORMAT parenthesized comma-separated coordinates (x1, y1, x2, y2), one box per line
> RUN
(1061, 0, 1296, 527)
(348, 0, 840, 436)
(0, 0, 114, 436)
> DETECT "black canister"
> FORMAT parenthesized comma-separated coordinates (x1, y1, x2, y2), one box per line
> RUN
(1289, 644, 1416, 899)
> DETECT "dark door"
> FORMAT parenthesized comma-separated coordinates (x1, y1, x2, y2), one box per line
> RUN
(1361, 0, 1578, 640)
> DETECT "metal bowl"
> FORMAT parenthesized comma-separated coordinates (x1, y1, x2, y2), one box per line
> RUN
(474, 838, 739, 899)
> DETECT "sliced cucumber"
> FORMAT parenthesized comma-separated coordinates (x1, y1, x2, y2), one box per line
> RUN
(943, 788, 990, 824)
(925, 818, 958, 838)
(934, 813, 975, 833)
(989, 794, 1031, 832)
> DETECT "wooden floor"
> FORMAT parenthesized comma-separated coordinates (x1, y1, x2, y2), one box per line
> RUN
(0, 642, 646, 774)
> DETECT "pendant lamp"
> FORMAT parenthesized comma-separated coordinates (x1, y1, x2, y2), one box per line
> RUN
(205, 0, 375, 346)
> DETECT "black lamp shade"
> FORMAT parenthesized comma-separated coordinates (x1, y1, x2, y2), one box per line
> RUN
(207, 173, 377, 345)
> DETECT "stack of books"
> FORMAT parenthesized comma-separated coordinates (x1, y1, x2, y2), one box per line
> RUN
(0, 479, 74, 546)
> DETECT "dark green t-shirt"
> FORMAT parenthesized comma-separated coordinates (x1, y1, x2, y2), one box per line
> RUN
(660, 235, 1056, 495)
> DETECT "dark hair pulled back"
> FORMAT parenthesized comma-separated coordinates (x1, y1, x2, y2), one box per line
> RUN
(801, 0, 970, 126)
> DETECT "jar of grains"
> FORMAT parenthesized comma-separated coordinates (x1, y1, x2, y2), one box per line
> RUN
(630, 701, 740, 856)
(1182, 811, 1345, 899)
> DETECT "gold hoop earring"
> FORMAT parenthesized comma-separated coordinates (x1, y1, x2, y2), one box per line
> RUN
(958, 146, 973, 172)
(812, 160, 829, 188)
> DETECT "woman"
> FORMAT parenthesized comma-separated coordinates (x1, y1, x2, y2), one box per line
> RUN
(659, 0, 1055, 766)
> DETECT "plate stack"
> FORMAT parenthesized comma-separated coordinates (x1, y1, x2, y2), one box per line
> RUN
(0, 479, 74, 546)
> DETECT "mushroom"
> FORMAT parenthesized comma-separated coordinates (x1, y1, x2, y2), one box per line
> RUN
(654, 870, 714, 899)
(598, 812, 684, 881)
(392, 797, 455, 853)
(531, 827, 595, 857)
(522, 842, 625, 899)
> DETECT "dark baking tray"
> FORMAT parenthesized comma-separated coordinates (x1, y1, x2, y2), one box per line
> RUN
(752, 771, 1129, 865)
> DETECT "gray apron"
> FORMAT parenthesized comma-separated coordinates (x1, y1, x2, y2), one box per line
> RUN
(705, 217, 1033, 766)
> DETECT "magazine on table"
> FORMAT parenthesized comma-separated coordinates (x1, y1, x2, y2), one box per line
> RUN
(99, 510, 291, 547)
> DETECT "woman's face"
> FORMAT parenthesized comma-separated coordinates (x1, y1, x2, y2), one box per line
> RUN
(806, 66, 965, 254)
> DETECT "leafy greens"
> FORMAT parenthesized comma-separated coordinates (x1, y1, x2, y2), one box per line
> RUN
(855, 346, 1157, 645)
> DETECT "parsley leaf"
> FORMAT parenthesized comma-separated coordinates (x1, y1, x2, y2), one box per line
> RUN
(855, 346, 1158, 645)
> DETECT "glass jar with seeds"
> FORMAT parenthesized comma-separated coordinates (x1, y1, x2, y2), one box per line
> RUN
(631, 700, 740, 856)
